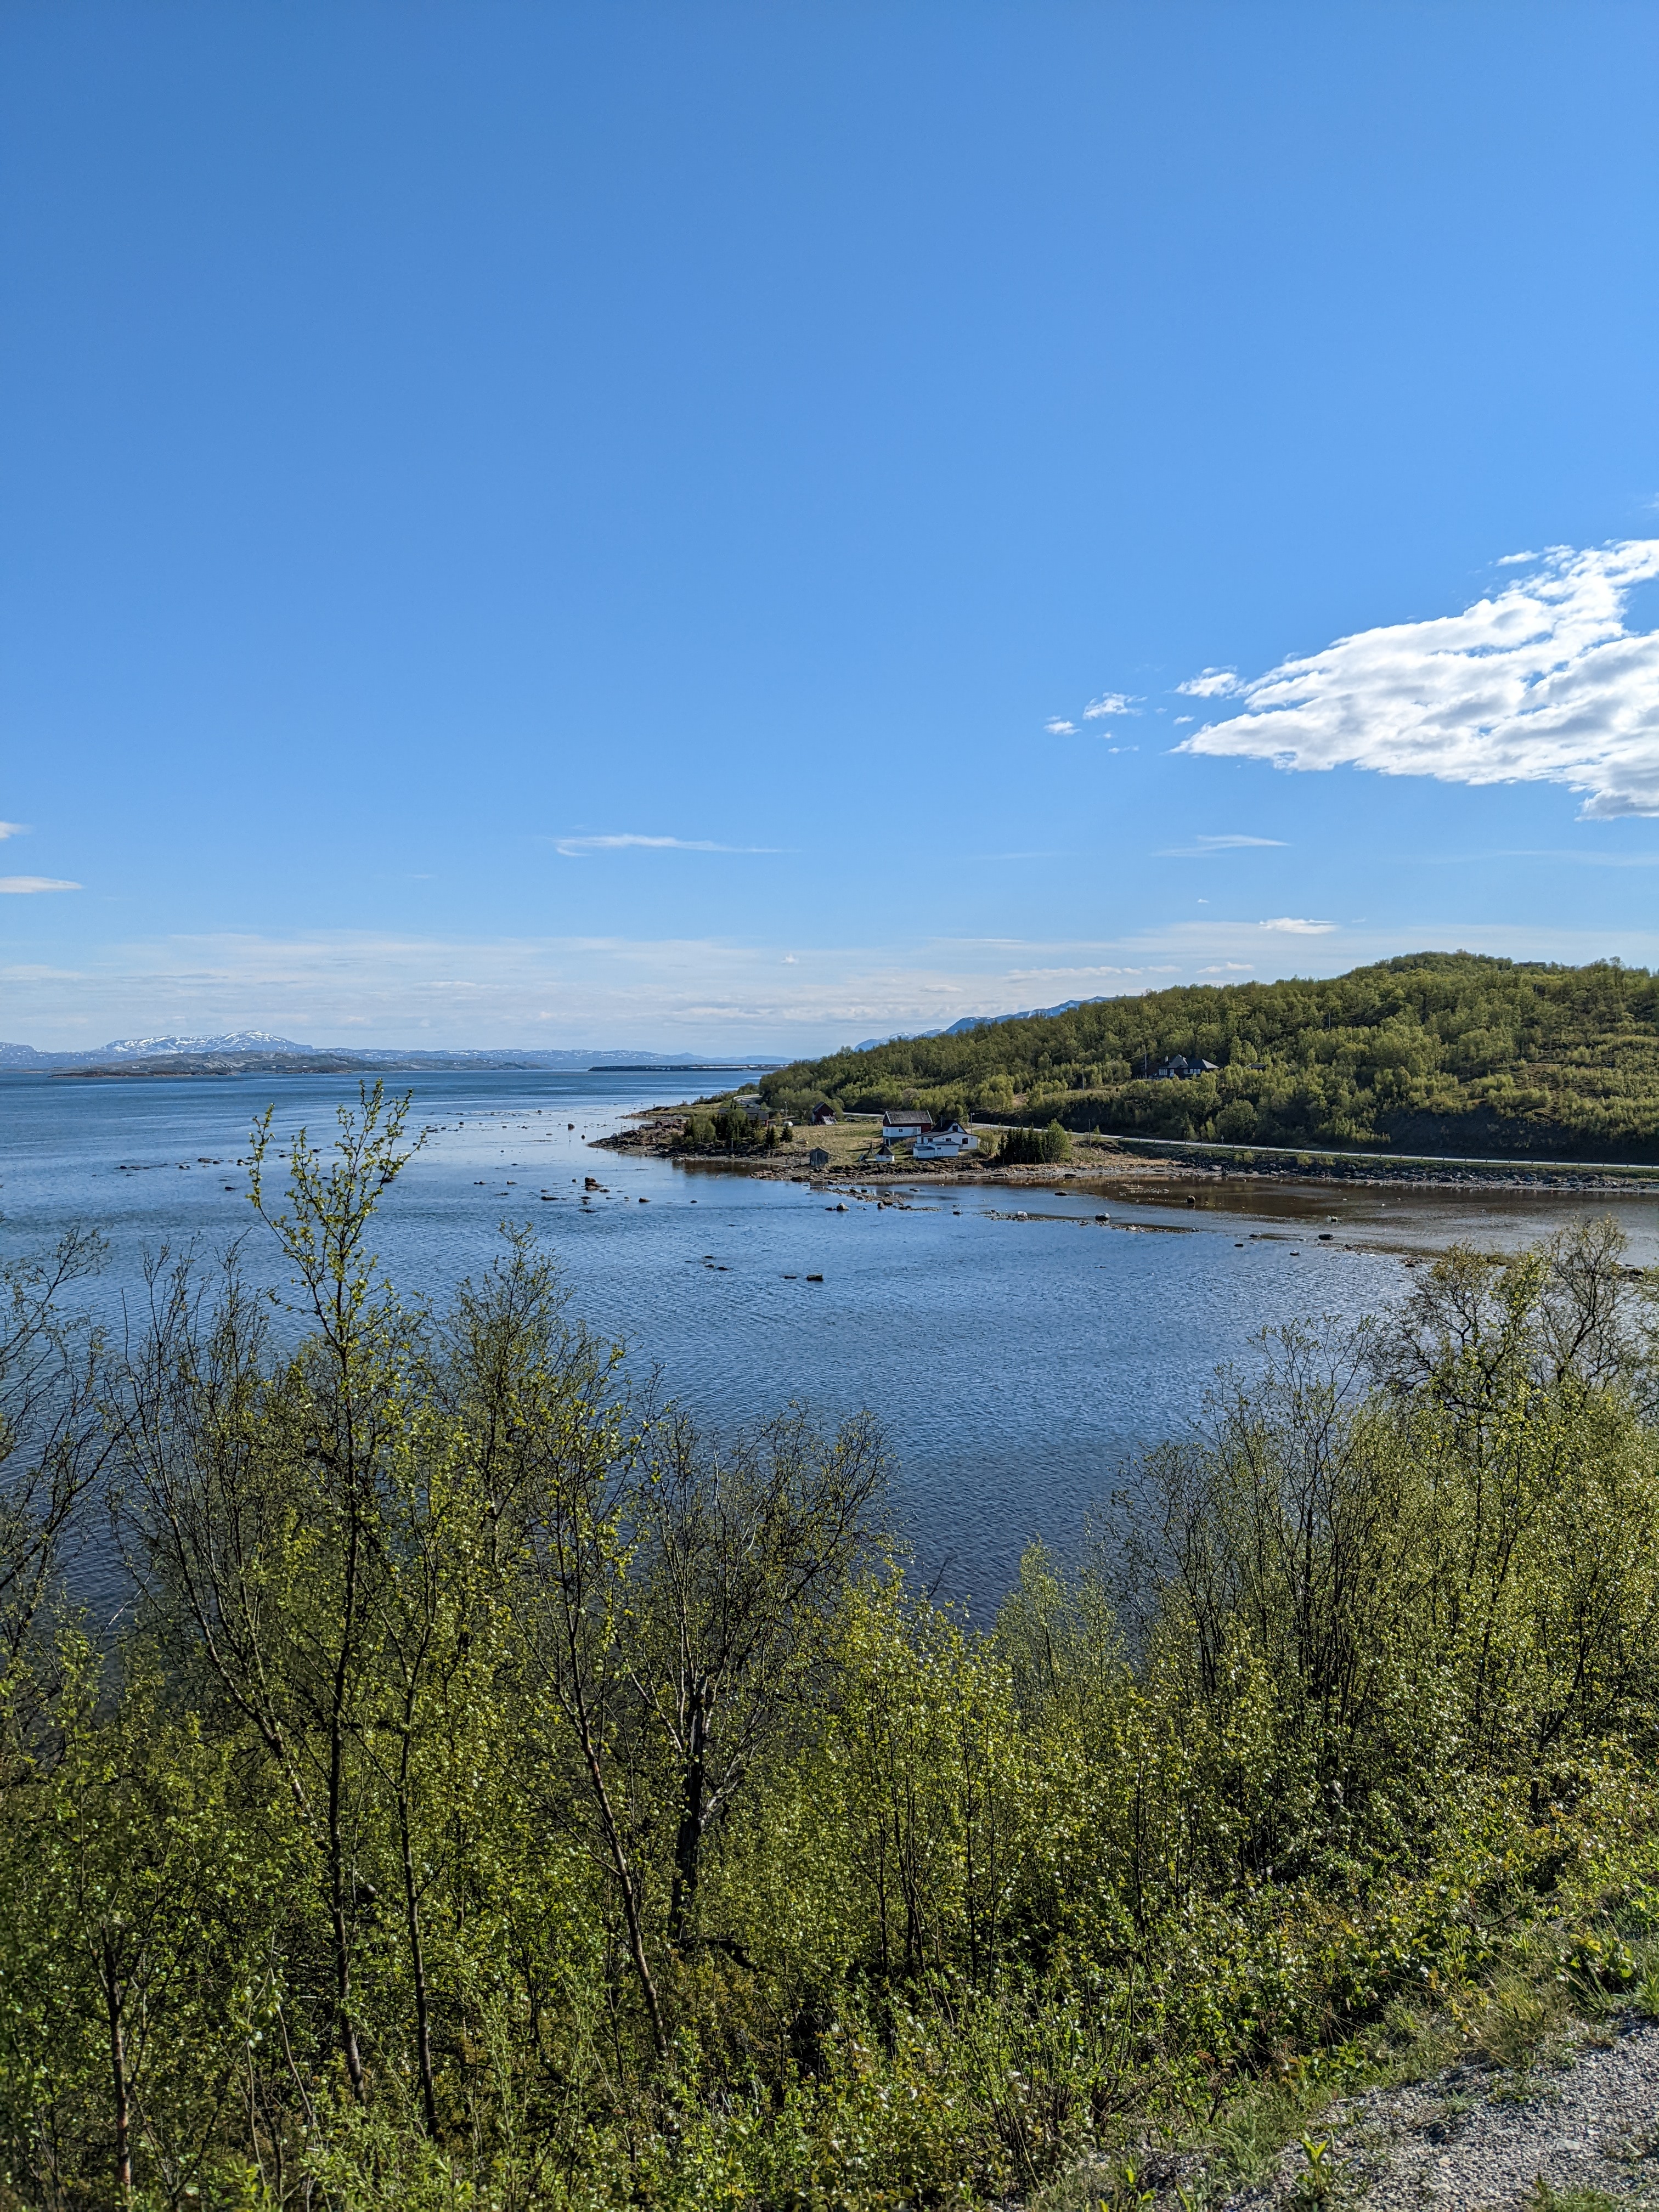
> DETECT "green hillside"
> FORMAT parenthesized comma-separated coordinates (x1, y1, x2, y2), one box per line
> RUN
(761, 952, 1659, 1159)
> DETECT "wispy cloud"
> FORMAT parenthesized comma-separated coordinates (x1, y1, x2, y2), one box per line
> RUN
(1177, 668, 1241, 699)
(1422, 847, 1659, 869)
(1157, 833, 1288, 857)
(1084, 692, 1137, 718)
(0, 822, 30, 840)
(0, 876, 80, 894)
(1005, 964, 1159, 982)
(1177, 540, 1659, 817)
(551, 832, 782, 858)
(1044, 718, 1078, 735)
(14, 919, 1659, 1053)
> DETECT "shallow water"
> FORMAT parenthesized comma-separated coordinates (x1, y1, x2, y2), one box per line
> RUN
(4, 1070, 1656, 1612)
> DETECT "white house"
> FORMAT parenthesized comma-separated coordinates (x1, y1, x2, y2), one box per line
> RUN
(913, 1122, 978, 1159)
(881, 1110, 933, 1139)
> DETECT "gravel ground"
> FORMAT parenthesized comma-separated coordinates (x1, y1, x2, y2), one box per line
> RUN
(1037, 2018, 1659, 2212)
(1235, 2017, 1659, 2212)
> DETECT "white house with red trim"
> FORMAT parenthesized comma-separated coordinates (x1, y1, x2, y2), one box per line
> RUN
(881, 1110, 933, 1142)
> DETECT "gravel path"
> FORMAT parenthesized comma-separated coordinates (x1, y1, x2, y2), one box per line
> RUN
(1243, 2017, 1659, 2212)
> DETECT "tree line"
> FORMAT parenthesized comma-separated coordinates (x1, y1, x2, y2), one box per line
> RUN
(4, 1086, 1659, 2208)
(760, 952, 1659, 1159)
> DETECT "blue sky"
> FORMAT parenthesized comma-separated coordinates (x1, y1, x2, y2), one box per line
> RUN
(5, 1, 1659, 1052)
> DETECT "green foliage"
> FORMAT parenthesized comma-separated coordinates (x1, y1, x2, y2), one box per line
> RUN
(673, 1105, 772, 1153)
(996, 1122, 1072, 1165)
(760, 951, 1659, 1159)
(4, 1107, 1659, 2206)
(1530, 2187, 1630, 2212)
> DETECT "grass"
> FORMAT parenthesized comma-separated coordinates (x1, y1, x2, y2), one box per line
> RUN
(1469, 1972, 1577, 2074)
(1530, 2185, 1637, 2212)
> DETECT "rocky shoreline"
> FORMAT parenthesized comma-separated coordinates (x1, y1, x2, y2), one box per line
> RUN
(595, 1108, 1659, 1198)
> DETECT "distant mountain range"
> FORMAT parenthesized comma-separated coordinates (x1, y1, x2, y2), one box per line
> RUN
(853, 997, 1108, 1052)
(0, 1032, 782, 1074)
(2, 1002, 1110, 1072)
(0, 1030, 308, 1066)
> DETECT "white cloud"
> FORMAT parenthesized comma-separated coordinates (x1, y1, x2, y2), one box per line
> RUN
(1044, 719, 1078, 735)
(1158, 833, 1288, 856)
(0, 876, 80, 894)
(1177, 539, 1659, 818)
(1177, 668, 1242, 698)
(551, 832, 781, 857)
(1084, 692, 1137, 718)
(14, 917, 1659, 1052)
(0, 822, 29, 840)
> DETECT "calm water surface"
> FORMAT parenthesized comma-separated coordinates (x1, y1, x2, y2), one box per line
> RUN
(5, 1070, 1657, 1611)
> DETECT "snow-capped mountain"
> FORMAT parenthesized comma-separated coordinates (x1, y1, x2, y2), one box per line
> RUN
(98, 1030, 312, 1058)
(0, 1034, 780, 1071)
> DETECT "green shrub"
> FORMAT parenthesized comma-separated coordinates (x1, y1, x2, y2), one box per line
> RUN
(997, 1120, 1072, 1165)
(7, 1108, 1659, 2208)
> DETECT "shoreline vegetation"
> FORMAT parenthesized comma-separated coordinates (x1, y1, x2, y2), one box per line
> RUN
(754, 953, 1659, 1167)
(599, 1104, 1659, 1197)
(5, 1084, 1659, 2209)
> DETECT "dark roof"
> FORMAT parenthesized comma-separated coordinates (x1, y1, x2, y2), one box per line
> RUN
(882, 1110, 933, 1127)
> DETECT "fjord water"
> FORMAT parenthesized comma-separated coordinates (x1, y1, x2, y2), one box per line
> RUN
(6, 1069, 1658, 1613)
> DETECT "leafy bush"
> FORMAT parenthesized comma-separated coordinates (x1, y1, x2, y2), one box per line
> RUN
(5, 1099, 1659, 2204)
(997, 1121, 1071, 1164)
(674, 1105, 770, 1151)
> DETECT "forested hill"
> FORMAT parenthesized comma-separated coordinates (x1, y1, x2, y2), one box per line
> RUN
(761, 953, 1659, 1160)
